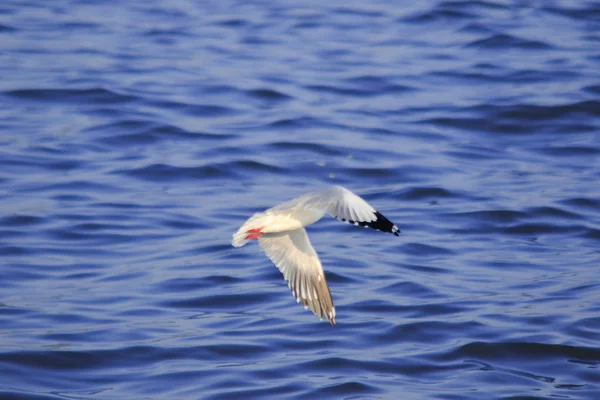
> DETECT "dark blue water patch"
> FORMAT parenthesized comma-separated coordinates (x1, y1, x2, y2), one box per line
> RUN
(142, 28, 193, 38)
(246, 88, 292, 101)
(444, 210, 527, 223)
(3, 88, 135, 104)
(458, 21, 494, 33)
(303, 381, 382, 399)
(45, 228, 139, 244)
(451, 341, 600, 363)
(402, 8, 476, 23)
(332, 6, 385, 18)
(266, 141, 345, 156)
(265, 116, 344, 131)
(439, 0, 508, 12)
(145, 100, 238, 117)
(526, 206, 584, 221)
(161, 293, 268, 310)
(400, 187, 457, 201)
(565, 317, 600, 342)
(375, 320, 488, 345)
(343, 75, 414, 92)
(304, 81, 413, 98)
(90, 201, 166, 210)
(62, 272, 101, 280)
(584, 84, 600, 95)
(502, 223, 586, 236)
(0, 230, 31, 242)
(120, 160, 284, 182)
(88, 120, 236, 146)
(342, 167, 402, 179)
(583, 229, 600, 240)
(373, 301, 471, 320)
(0, 391, 64, 400)
(401, 243, 454, 257)
(348, 299, 406, 315)
(0, 154, 84, 173)
(534, 145, 600, 157)
(160, 216, 208, 230)
(204, 383, 308, 400)
(212, 17, 249, 28)
(421, 116, 532, 135)
(433, 68, 580, 84)
(0, 24, 17, 32)
(465, 33, 553, 50)
(464, 359, 557, 386)
(18, 180, 120, 194)
(552, 282, 600, 299)
(112, 163, 235, 182)
(475, 100, 600, 121)
(0, 215, 47, 227)
(392, 262, 449, 275)
(380, 281, 445, 299)
(153, 275, 244, 294)
(0, 346, 169, 371)
(543, 4, 600, 23)
(0, 305, 33, 317)
(559, 198, 600, 214)
(0, 246, 36, 256)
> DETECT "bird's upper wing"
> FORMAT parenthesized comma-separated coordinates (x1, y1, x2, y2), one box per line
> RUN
(324, 186, 400, 236)
(258, 228, 336, 325)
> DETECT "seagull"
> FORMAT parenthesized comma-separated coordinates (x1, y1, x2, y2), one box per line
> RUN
(232, 185, 400, 325)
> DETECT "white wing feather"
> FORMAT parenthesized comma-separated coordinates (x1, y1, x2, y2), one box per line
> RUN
(258, 228, 336, 325)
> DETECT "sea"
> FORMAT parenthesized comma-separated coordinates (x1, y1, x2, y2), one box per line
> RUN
(1, 1, 599, 399)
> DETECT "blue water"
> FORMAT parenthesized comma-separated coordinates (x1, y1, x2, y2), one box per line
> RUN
(1, 1, 599, 399)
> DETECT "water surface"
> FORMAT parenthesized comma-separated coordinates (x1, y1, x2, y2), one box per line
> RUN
(1, 1, 599, 399)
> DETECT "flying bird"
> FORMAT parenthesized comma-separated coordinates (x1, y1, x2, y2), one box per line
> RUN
(232, 185, 400, 325)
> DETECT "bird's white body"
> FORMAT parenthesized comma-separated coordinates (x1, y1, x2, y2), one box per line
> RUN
(232, 185, 400, 325)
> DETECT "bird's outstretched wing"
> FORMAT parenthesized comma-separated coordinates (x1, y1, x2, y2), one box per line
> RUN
(324, 186, 400, 236)
(258, 228, 336, 325)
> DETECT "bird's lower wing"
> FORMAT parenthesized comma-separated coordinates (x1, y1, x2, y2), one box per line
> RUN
(258, 228, 336, 325)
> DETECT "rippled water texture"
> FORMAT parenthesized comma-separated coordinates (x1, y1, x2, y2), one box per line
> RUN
(1, 1, 599, 399)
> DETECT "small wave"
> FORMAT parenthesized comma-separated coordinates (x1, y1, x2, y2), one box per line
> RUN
(112, 163, 234, 182)
(444, 210, 527, 223)
(403, 9, 476, 23)
(304, 81, 412, 98)
(401, 243, 454, 256)
(401, 187, 456, 200)
(19, 180, 119, 194)
(306, 381, 382, 398)
(4, 88, 135, 104)
(503, 223, 584, 235)
(544, 4, 600, 23)
(161, 293, 267, 310)
(466, 33, 553, 50)
(560, 198, 600, 213)
(154, 276, 244, 294)
(89, 120, 235, 146)
(0, 215, 46, 227)
(0, 154, 84, 172)
(146, 100, 238, 117)
(0, 24, 16, 32)
(454, 341, 600, 362)
(267, 141, 344, 156)
(246, 88, 292, 101)
(379, 281, 443, 298)
(534, 146, 600, 157)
